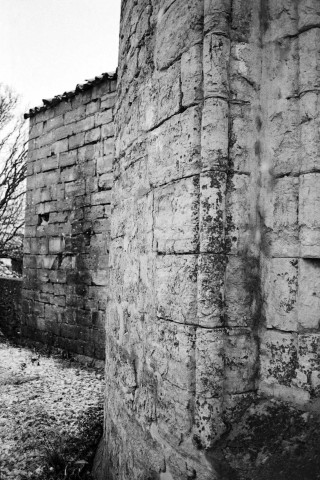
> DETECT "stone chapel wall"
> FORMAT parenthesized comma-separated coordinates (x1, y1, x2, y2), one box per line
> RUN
(20, 1, 320, 477)
(98, 0, 320, 479)
(22, 75, 116, 360)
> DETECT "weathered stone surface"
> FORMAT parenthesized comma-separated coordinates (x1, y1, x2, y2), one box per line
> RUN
(229, 103, 256, 174)
(299, 28, 320, 94)
(155, 254, 197, 324)
(300, 91, 320, 173)
(147, 106, 201, 186)
(154, 0, 203, 70)
(259, 329, 306, 403)
(201, 98, 229, 171)
(195, 328, 226, 448)
(154, 176, 199, 254)
(197, 254, 225, 328)
(297, 259, 320, 330)
(225, 255, 257, 327)
(141, 62, 181, 132)
(226, 174, 251, 255)
(224, 328, 258, 394)
(181, 45, 203, 107)
(199, 171, 226, 253)
(296, 333, 320, 397)
(203, 33, 230, 99)
(272, 176, 299, 257)
(299, 173, 320, 258)
(264, 258, 299, 332)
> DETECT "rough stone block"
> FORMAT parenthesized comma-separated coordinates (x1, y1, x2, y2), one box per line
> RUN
(203, 33, 230, 100)
(259, 329, 301, 399)
(226, 174, 251, 255)
(95, 110, 113, 126)
(103, 140, 114, 165)
(51, 138, 69, 155)
(195, 328, 226, 447)
(272, 176, 299, 257)
(154, 176, 199, 253)
(264, 258, 298, 332)
(204, 0, 231, 35)
(299, 173, 320, 257)
(69, 132, 85, 150)
(45, 115, 64, 133)
(60, 166, 79, 183)
(91, 271, 108, 286)
(78, 144, 96, 162)
(154, 0, 203, 70)
(101, 92, 116, 109)
(64, 105, 86, 125)
(156, 379, 194, 447)
(298, 0, 320, 30)
(147, 106, 201, 186)
(297, 259, 320, 330)
(49, 237, 65, 254)
(86, 99, 100, 115)
(85, 127, 101, 144)
(91, 191, 112, 206)
(73, 116, 95, 135)
(141, 62, 181, 132)
(54, 124, 73, 142)
(201, 98, 229, 171)
(263, 0, 298, 42)
(181, 44, 203, 107)
(155, 254, 197, 324)
(268, 99, 300, 176)
(230, 43, 260, 102)
(29, 121, 44, 140)
(296, 333, 320, 397)
(262, 37, 299, 102)
(54, 100, 72, 117)
(146, 318, 196, 393)
(299, 28, 320, 94)
(197, 254, 225, 328)
(23, 255, 37, 269)
(42, 256, 57, 269)
(98, 173, 113, 190)
(199, 171, 226, 253)
(101, 122, 114, 138)
(300, 92, 320, 173)
(224, 328, 258, 393)
(65, 180, 86, 197)
(229, 103, 256, 174)
(225, 255, 258, 327)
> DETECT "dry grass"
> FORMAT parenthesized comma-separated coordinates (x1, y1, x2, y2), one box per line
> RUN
(0, 339, 104, 479)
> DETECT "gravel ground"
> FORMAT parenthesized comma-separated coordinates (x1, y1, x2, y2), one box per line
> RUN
(0, 338, 104, 480)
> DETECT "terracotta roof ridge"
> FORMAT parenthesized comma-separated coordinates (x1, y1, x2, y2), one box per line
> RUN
(24, 70, 117, 119)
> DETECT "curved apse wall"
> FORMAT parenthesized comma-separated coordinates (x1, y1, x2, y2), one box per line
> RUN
(102, 1, 320, 478)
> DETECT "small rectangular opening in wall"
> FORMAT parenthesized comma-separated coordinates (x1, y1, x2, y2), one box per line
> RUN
(38, 213, 50, 226)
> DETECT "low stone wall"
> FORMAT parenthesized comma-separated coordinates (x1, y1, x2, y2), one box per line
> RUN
(0, 277, 22, 337)
(22, 74, 116, 360)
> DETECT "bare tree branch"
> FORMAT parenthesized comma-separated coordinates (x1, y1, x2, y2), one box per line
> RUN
(0, 84, 27, 259)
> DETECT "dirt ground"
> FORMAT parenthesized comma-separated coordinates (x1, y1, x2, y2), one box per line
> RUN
(0, 336, 104, 480)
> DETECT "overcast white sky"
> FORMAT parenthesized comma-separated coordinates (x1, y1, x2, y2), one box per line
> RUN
(1, 0, 121, 112)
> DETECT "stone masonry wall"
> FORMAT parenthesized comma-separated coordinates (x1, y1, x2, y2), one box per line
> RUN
(98, 1, 320, 479)
(22, 76, 116, 360)
(258, 1, 320, 406)
(0, 277, 22, 337)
